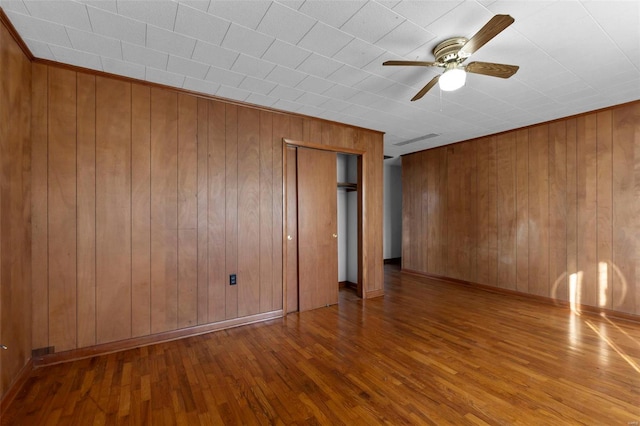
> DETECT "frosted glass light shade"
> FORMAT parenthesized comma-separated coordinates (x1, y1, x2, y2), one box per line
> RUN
(439, 68, 466, 91)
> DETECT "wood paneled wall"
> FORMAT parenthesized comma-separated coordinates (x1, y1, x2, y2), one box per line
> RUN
(30, 65, 384, 353)
(402, 101, 640, 316)
(0, 20, 32, 398)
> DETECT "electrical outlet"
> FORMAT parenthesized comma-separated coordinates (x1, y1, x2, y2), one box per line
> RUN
(230, 274, 237, 285)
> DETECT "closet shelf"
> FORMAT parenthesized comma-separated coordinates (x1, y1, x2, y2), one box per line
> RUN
(337, 182, 357, 192)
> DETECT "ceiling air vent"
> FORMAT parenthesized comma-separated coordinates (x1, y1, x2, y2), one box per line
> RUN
(393, 133, 439, 146)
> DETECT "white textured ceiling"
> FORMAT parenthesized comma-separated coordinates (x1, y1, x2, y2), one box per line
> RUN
(3, 0, 639, 157)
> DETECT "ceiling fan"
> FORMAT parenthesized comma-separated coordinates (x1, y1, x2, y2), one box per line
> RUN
(383, 14, 519, 101)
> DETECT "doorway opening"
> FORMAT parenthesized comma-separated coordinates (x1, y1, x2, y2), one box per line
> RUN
(337, 153, 358, 295)
(284, 142, 364, 314)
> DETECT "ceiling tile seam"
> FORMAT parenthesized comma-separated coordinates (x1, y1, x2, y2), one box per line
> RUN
(80, 2, 94, 33)
(503, 27, 586, 98)
(294, 19, 321, 51)
(336, 0, 372, 32)
(10, 9, 73, 47)
(24, 37, 54, 59)
(98, 55, 105, 74)
(171, 2, 179, 32)
(258, 37, 279, 65)
(370, 15, 406, 46)
(214, 13, 234, 57)
(579, 2, 640, 74)
(188, 36, 198, 60)
(254, 1, 274, 33)
(62, 23, 128, 62)
(20, 0, 32, 16)
(60, 24, 75, 55)
(160, 5, 393, 79)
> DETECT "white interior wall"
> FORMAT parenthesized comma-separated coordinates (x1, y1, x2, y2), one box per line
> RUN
(383, 162, 403, 259)
(337, 154, 358, 284)
(337, 154, 347, 182)
(337, 189, 347, 282)
(346, 155, 358, 283)
(346, 191, 358, 283)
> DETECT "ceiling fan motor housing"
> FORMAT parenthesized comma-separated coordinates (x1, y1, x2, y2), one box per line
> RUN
(433, 37, 469, 63)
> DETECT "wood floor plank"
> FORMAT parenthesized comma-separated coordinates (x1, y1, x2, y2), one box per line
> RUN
(5, 265, 640, 424)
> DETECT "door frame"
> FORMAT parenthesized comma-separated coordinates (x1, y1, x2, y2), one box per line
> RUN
(282, 138, 366, 315)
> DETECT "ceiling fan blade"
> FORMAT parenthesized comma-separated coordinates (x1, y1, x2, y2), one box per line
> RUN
(383, 60, 440, 67)
(465, 61, 519, 78)
(459, 14, 514, 57)
(411, 75, 440, 101)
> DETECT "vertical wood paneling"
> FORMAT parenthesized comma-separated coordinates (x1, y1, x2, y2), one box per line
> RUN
(131, 84, 151, 337)
(367, 131, 384, 293)
(76, 73, 96, 348)
(177, 94, 198, 328)
(566, 118, 578, 303)
(401, 103, 638, 317)
(95, 77, 131, 344)
(576, 114, 597, 307)
(237, 106, 261, 317)
(273, 114, 289, 311)
(496, 133, 516, 290)
(476, 137, 497, 286)
(225, 104, 238, 320)
(527, 125, 549, 297)
(419, 151, 428, 273)
(322, 122, 347, 149)
(549, 121, 567, 302)
(196, 99, 209, 324)
(207, 101, 226, 322)
(596, 110, 613, 310)
(150, 88, 178, 334)
(48, 67, 77, 352)
(401, 154, 418, 271)
(413, 152, 423, 272)
(612, 103, 640, 314)
(29, 64, 385, 352)
(303, 118, 322, 144)
(426, 147, 447, 276)
(1, 22, 32, 396)
(290, 116, 303, 141)
(31, 63, 48, 349)
(515, 129, 529, 293)
(446, 142, 477, 281)
(259, 111, 274, 312)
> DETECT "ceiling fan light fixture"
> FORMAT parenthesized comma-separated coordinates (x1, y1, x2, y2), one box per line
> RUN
(439, 68, 466, 91)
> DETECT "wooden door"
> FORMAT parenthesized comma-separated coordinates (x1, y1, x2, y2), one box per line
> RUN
(297, 147, 338, 311)
(286, 146, 299, 313)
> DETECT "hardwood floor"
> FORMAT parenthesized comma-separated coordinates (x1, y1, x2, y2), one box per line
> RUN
(4, 265, 640, 425)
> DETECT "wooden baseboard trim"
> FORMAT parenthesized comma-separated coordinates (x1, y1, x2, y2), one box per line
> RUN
(339, 281, 358, 290)
(33, 310, 283, 367)
(1, 358, 33, 417)
(364, 289, 384, 299)
(402, 268, 640, 324)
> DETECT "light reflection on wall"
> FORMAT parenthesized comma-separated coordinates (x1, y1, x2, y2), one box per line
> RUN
(609, 262, 628, 309)
(565, 264, 638, 374)
(569, 271, 583, 314)
(598, 261, 608, 307)
(561, 262, 628, 311)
